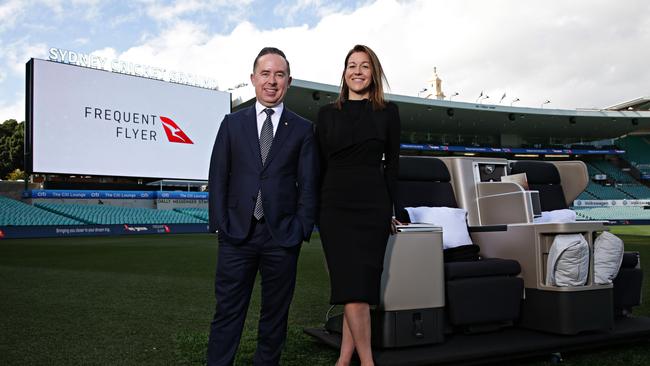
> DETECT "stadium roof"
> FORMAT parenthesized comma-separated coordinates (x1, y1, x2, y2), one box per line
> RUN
(605, 97, 650, 112)
(235, 79, 650, 141)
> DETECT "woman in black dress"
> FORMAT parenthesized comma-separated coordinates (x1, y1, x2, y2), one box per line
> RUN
(316, 44, 400, 366)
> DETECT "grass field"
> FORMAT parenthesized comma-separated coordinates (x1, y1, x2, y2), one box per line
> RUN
(609, 225, 650, 237)
(1, 232, 650, 366)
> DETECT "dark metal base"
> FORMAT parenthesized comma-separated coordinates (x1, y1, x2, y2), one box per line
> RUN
(305, 316, 650, 366)
(326, 308, 445, 349)
(520, 288, 614, 335)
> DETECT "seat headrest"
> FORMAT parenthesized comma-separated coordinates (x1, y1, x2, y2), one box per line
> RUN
(510, 161, 561, 184)
(399, 156, 451, 182)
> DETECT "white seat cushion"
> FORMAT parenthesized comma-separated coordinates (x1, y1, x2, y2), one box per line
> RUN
(593, 231, 624, 285)
(546, 234, 589, 287)
(405, 206, 473, 249)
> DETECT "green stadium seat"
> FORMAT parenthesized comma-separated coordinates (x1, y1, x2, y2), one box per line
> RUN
(32, 202, 205, 225)
(0, 196, 82, 226)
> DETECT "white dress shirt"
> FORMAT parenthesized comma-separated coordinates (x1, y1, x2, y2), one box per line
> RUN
(255, 101, 283, 138)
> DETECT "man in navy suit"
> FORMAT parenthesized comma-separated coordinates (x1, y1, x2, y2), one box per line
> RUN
(206, 47, 318, 366)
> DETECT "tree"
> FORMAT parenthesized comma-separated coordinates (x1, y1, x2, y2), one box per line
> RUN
(6, 168, 25, 181)
(0, 119, 24, 179)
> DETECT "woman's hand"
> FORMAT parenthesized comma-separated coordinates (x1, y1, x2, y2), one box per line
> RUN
(390, 216, 404, 235)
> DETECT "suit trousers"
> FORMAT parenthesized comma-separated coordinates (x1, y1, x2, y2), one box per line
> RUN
(207, 218, 301, 366)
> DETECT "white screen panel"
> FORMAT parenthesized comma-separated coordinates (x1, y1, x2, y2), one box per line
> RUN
(31, 59, 230, 180)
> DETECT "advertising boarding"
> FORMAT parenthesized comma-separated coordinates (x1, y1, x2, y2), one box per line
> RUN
(27, 58, 230, 180)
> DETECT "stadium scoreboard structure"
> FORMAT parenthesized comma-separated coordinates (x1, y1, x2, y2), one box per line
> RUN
(25, 58, 230, 180)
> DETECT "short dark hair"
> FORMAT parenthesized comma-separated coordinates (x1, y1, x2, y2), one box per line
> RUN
(253, 47, 291, 75)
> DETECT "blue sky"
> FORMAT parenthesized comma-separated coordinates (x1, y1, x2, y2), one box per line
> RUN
(1, 0, 649, 122)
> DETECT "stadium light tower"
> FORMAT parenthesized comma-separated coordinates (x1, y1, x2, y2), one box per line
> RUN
(541, 100, 551, 108)
(510, 97, 520, 106)
(449, 92, 459, 101)
(479, 95, 490, 104)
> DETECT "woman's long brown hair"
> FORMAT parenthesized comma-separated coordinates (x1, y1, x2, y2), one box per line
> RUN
(335, 44, 389, 111)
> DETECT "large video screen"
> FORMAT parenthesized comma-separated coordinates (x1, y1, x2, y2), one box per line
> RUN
(27, 59, 230, 180)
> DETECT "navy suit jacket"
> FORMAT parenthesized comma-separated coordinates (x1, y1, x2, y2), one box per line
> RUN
(208, 105, 318, 247)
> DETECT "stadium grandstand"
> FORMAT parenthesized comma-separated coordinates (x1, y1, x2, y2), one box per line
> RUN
(271, 80, 650, 224)
(618, 135, 650, 178)
(2, 72, 650, 239)
(0, 195, 83, 226)
(34, 202, 205, 225)
(0, 196, 208, 226)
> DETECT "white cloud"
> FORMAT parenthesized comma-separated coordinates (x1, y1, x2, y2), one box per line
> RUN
(4, 40, 48, 74)
(72, 0, 103, 21)
(36, 0, 64, 16)
(273, 0, 346, 23)
(96, 0, 650, 109)
(0, 0, 26, 31)
(109, 10, 142, 28)
(117, 20, 212, 78)
(141, 0, 253, 24)
(0, 95, 24, 123)
(0, 0, 104, 33)
(91, 47, 119, 61)
(2, 0, 649, 124)
(143, 0, 208, 22)
(73, 37, 90, 46)
(0, 39, 46, 121)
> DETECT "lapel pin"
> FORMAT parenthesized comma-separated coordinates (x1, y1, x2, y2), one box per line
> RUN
(284, 122, 288, 126)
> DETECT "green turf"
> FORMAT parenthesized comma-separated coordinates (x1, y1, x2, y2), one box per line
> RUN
(609, 225, 650, 237)
(1, 233, 649, 365)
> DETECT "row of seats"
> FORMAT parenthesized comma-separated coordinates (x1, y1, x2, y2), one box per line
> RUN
(584, 181, 632, 199)
(174, 207, 209, 222)
(365, 157, 642, 348)
(577, 181, 650, 200)
(576, 190, 598, 200)
(618, 184, 650, 198)
(574, 206, 650, 220)
(0, 195, 209, 226)
(587, 160, 636, 183)
(585, 162, 601, 177)
(0, 196, 82, 226)
(34, 202, 206, 225)
(581, 159, 650, 199)
(619, 136, 650, 174)
(636, 164, 650, 175)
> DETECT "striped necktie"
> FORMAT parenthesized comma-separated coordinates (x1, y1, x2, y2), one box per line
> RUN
(254, 108, 274, 219)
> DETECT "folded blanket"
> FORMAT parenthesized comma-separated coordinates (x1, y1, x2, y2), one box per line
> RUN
(534, 209, 576, 224)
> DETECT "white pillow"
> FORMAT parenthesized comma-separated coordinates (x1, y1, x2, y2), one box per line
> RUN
(546, 234, 589, 287)
(593, 231, 624, 285)
(405, 206, 473, 249)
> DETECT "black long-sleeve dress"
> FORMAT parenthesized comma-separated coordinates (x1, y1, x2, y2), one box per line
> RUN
(315, 99, 401, 305)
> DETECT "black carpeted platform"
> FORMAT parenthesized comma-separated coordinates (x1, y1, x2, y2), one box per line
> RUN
(304, 316, 650, 366)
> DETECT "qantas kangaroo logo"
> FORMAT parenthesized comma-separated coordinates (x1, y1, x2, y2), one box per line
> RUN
(159, 116, 194, 144)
